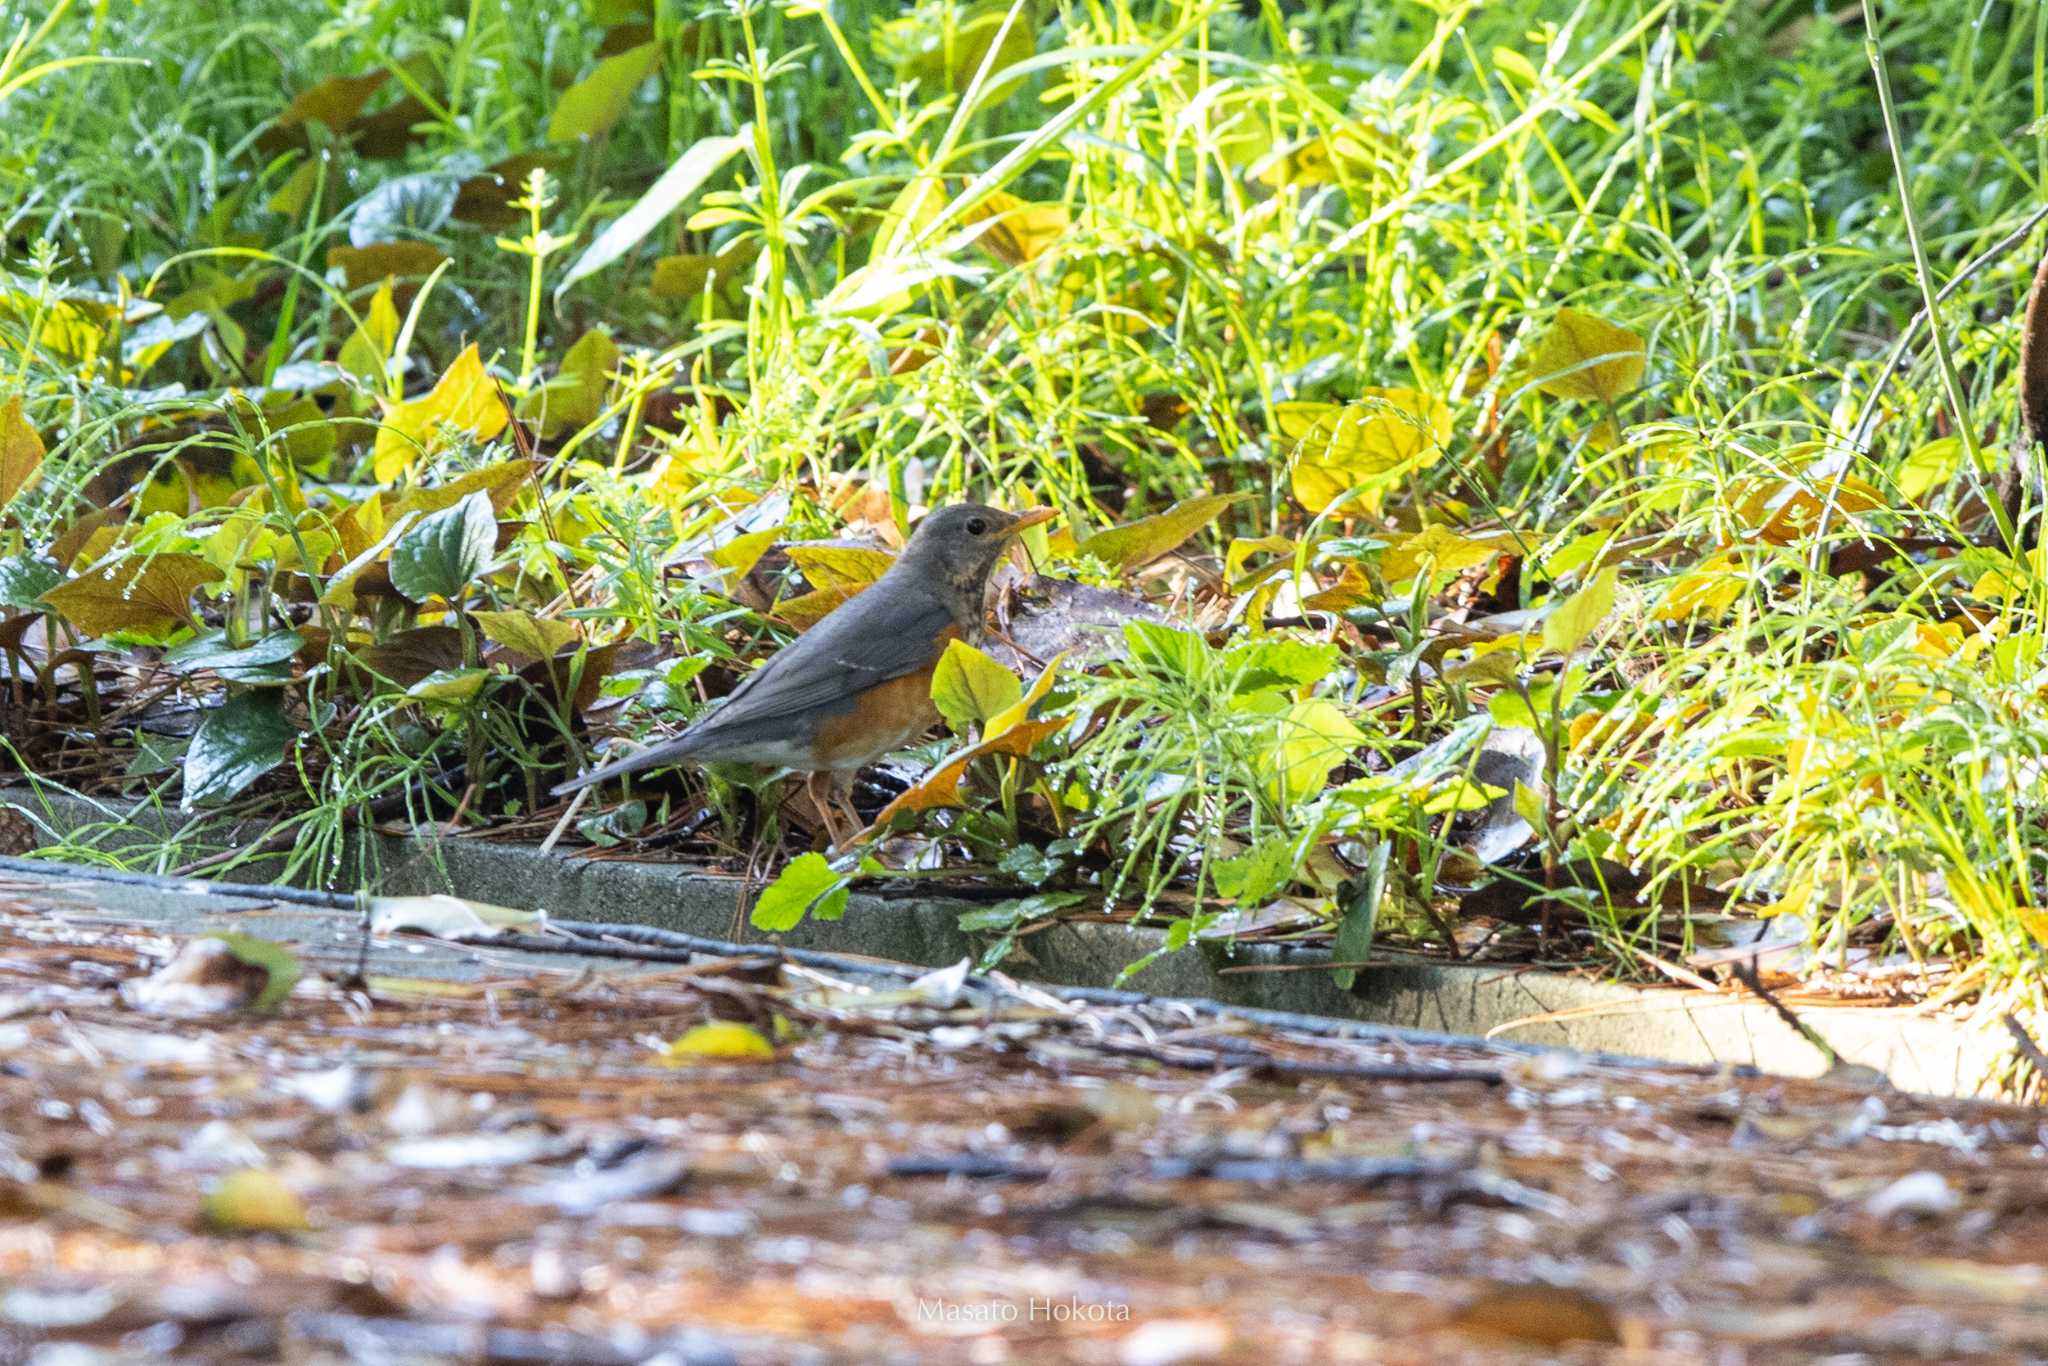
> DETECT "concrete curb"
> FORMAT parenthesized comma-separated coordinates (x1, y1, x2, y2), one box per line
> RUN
(0, 782, 2012, 1097)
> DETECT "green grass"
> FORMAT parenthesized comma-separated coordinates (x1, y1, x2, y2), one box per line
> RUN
(4, 0, 2048, 1044)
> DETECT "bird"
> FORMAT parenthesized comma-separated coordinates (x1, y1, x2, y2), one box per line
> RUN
(553, 502, 1056, 845)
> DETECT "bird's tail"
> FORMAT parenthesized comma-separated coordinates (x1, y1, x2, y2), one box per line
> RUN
(551, 735, 697, 797)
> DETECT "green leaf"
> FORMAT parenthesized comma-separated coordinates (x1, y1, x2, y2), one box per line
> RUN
(1330, 841, 1388, 991)
(1211, 835, 1296, 903)
(1122, 621, 1212, 678)
(1542, 565, 1618, 656)
(522, 328, 620, 436)
(1073, 492, 1245, 572)
(1264, 698, 1366, 806)
(1527, 308, 1646, 404)
(751, 852, 850, 933)
(0, 553, 60, 611)
(183, 691, 296, 810)
(557, 127, 751, 296)
(163, 628, 304, 680)
(1225, 638, 1337, 694)
(929, 639, 1022, 734)
(957, 891, 1086, 933)
(389, 491, 495, 604)
(549, 40, 664, 144)
(206, 932, 302, 1011)
(406, 667, 491, 705)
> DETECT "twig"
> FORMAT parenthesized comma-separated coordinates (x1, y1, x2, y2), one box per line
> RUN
(2001, 1013, 2048, 1081)
(1729, 956, 1842, 1072)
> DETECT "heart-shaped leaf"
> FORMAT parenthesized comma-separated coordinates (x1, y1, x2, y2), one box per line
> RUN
(389, 491, 495, 604)
(183, 691, 297, 810)
(751, 852, 851, 932)
(43, 553, 223, 640)
(472, 609, 579, 660)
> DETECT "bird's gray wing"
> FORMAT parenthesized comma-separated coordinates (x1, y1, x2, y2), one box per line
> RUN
(554, 581, 952, 793)
(689, 579, 954, 739)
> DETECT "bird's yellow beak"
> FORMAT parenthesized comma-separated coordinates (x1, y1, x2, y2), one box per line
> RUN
(1005, 507, 1057, 535)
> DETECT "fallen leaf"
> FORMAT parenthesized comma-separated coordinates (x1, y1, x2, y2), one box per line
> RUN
(373, 345, 511, 481)
(663, 1021, 776, 1063)
(1073, 492, 1245, 572)
(203, 1169, 309, 1234)
(0, 394, 46, 512)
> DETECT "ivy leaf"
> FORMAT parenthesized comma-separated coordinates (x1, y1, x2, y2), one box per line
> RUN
(930, 639, 1022, 734)
(1528, 309, 1646, 404)
(42, 553, 223, 640)
(1542, 565, 1618, 656)
(472, 609, 579, 659)
(389, 491, 495, 604)
(549, 40, 664, 144)
(0, 394, 46, 513)
(372, 344, 511, 481)
(183, 691, 297, 810)
(1211, 835, 1296, 904)
(557, 126, 751, 296)
(751, 852, 851, 933)
(1073, 492, 1245, 572)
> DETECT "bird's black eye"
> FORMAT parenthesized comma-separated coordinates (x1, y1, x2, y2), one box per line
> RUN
(966, 516, 989, 536)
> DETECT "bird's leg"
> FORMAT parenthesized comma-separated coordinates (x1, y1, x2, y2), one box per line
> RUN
(803, 770, 848, 850)
(827, 770, 863, 850)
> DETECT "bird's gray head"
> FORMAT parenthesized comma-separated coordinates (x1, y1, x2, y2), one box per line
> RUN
(893, 502, 1056, 615)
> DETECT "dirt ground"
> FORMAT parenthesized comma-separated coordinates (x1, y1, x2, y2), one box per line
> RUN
(3, 879, 2048, 1365)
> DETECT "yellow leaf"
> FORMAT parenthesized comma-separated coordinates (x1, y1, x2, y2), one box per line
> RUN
(472, 609, 579, 659)
(1073, 492, 1245, 572)
(373, 345, 511, 481)
(339, 279, 400, 388)
(1378, 525, 1507, 583)
(860, 716, 1069, 832)
(1278, 389, 1453, 515)
(710, 526, 781, 586)
(662, 1021, 775, 1063)
(774, 583, 866, 629)
(1527, 308, 1646, 404)
(969, 191, 1070, 266)
(986, 652, 1064, 739)
(1653, 553, 1746, 623)
(651, 240, 760, 298)
(42, 553, 223, 639)
(203, 1168, 309, 1234)
(0, 393, 46, 513)
(785, 543, 895, 590)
